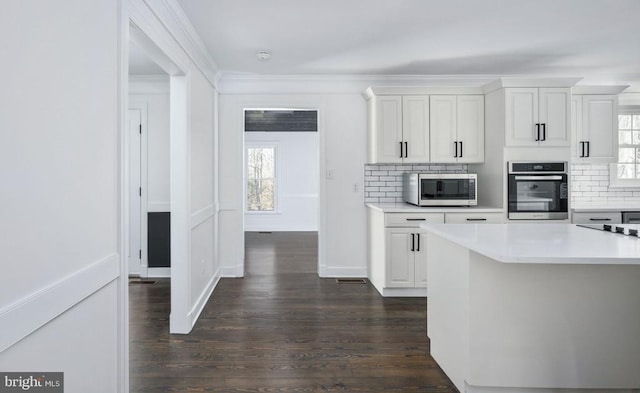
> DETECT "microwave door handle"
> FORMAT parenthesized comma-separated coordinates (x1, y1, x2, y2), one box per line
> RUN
(513, 175, 564, 180)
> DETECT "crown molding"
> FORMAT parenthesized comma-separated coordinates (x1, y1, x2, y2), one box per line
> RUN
(481, 77, 583, 94)
(571, 85, 630, 95)
(146, 0, 219, 82)
(218, 74, 501, 95)
(129, 0, 219, 88)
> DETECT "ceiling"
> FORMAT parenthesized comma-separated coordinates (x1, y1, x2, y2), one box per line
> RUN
(176, 0, 640, 87)
(129, 41, 167, 76)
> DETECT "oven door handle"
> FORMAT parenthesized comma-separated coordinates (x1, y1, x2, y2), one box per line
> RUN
(514, 175, 564, 180)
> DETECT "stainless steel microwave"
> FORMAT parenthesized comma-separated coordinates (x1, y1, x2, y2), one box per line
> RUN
(403, 173, 477, 206)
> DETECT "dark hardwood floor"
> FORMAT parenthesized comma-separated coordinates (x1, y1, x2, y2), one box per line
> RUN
(129, 231, 457, 392)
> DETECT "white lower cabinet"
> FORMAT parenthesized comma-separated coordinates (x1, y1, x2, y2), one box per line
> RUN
(367, 209, 444, 296)
(571, 211, 622, 224)
(367, 208, 505, 297)
(386, 228, 428, 288)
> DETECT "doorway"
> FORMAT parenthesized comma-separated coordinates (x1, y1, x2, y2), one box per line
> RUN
(243, 108, 321, 274)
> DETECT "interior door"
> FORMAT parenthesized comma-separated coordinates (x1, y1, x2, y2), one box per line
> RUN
(129, 109, 142, 276)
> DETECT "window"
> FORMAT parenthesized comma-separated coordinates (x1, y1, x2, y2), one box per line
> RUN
(613, 109, 640, 186)
(246, 145, 277, 212)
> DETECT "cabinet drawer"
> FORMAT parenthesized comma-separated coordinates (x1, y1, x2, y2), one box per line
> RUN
(444, 212, 504, 224)
(385, 213, 445, 227)
(572, 211, 621, 224)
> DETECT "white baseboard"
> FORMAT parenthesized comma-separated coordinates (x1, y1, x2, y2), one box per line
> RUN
(0, 253, 120, 352)
(145, 267, 171, 278)
(220, 265, 241, 277)
(466, 384, 639, 393)
(319, 266, 367, 278)
(187, 267, 220, 329)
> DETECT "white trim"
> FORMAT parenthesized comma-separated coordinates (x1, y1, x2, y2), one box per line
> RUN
(571, 85, 629, 95)
(465, 384, 637, 393)
(169, 74, 191, 334)
(117, 1, 129, 391)
(320, 266, 368, 279)
(186, 268, 221, 330)
(374, 287, 428, 298)
(0, 254, 120, 352)
(363, 86, 484, 98)
(148, 201, 171, 211)
(142, 0, 220, 87)
(145, 267, 171, 278)
(191, 204, 215, 229)
(220, 265, 239, 277)
(481, 77, 582, 93)
(608, 163, 640, 189)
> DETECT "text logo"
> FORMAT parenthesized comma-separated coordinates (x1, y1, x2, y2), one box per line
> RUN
(0, 373, 63, 392)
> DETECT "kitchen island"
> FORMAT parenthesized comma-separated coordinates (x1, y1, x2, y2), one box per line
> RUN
(422, 223, 640, 393)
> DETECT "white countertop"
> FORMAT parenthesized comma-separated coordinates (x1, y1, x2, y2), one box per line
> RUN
(572, 202, 640, 212)
(421, 223, 640, 264)
(366, 202, 504, 213)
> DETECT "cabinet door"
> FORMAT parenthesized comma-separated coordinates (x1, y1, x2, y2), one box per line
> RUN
(402, 96, 430, 163)
(414, 230, 428, 288)
(430, 95, 457, 163)
(538, 88, 571, 147)
(457, 95, 485, 163)
(582, 95, 618, 162)
(385, 228, 415, 288)
(571, 96, 583, 159)
(374, 96, 403, 163)
(505, 88, 539, 147)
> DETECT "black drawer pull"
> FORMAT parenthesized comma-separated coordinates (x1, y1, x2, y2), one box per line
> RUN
(406, 218, 426, 221)
(466, 218, 487, 221)
(589, 218, 611, 221)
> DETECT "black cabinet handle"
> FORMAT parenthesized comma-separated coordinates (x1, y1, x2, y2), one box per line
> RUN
(411, 233, 415, 252)
(454, 141, 458, 157)
(466, 218, 487, 221)
(541, 123, 546, 141)
(459, 141, 463, 158)
(416, 233, 420, 252)
(586, 141, 590, 157)
(399, 141, 403, 158)
(406, 218, 426, 221)
(589, 218, 611, 221)
(579, 141, 585, 157)
(535, 123, 540, 141)
(404, 141, 408, 158)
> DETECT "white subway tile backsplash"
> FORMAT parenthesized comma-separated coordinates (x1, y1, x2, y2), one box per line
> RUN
(364, 163, 468, 203)
(571, 163, 640, 204)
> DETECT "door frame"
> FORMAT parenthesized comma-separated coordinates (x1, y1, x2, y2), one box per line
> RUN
(238, 100, 327, 277)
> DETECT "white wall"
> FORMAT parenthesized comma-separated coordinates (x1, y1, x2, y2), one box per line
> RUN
(0, 0, 123, 391)
(128, 0, 220, 334)
(219, 91, 367, 277)
(245, 131, 319, 231)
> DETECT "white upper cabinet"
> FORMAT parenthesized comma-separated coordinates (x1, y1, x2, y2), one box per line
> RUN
(367, 95, 429, 163)
(571, 94, 619, 162)
(430, 95, 484, 163)
(505, 87, 571, 147)
(402, 96, 431, 163)
(369, 95, 404, 163)
(364, 86, 485, 164)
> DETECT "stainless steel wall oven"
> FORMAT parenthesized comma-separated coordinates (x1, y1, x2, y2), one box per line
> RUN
(507, 162, 568, 220)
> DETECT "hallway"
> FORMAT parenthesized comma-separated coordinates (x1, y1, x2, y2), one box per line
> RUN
(129, 232, 456, 392)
